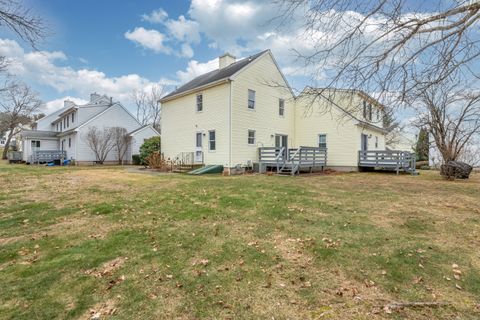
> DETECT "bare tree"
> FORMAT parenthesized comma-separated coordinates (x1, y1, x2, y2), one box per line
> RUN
(413, 77, 480, 164)
(131, 84, 165, 132)
(131, 89, 149, 125)
(111, 127, 131, 165)
(0, 79, 41, 159)
(0, 0, 46, 72)
(274, 1, 480, 104)
(84, 127, 115, 164)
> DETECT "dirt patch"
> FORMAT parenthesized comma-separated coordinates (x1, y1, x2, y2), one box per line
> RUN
(81, 299, 117, 320)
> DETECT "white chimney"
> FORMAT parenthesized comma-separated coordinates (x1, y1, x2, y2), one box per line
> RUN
(64, 100, 75, 108)
(90, 93, 101, 102)
(219, 53, 236, 69)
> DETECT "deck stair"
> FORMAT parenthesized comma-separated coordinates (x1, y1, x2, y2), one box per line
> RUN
(258, 146, 327, 175)
(172, 152, 199, 173)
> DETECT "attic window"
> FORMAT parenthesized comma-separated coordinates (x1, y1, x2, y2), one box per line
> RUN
(196, 94, 203, 112)
(248, 89, 255, 109)
(279, 99, 285, 116)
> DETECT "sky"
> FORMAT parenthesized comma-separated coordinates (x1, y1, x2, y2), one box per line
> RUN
(0, 0, 454, 128)
(0, 0, 319, 113)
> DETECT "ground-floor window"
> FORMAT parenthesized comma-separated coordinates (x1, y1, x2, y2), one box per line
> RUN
(31, 140, 40, 148)
(208, 130, 216, 151)
(375, 136, 378, 148)
(318, 134, 327, 149)
(69, 138, 72, 148)
(248, 130, 256, 145)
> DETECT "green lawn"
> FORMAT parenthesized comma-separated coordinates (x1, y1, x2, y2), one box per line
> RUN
(0, 161, 479, 319)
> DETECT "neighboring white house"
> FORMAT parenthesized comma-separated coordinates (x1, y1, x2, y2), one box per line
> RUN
(160, 50, 390, 172)
(19, 93, 159, 164)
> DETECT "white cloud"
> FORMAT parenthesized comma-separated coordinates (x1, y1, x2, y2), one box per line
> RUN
(142, 8, 168, 24)
(124, 27, 172, 54)
(43, 96, 88, 113)
(165, 15, 200, 43)
(176, 57, 218, 83)
(0, 38, 176, 108)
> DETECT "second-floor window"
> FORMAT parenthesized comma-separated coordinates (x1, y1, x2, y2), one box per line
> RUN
(363, 101, 372, 121)
(279, 99, 285, 116)
(248, 89, 255, 109)
(56, 123, 59, 131)
(196, 94, 203, 112)
(63, 118, 66, 128)
(318, 134, 327, 149)
(248, 130, 256, 145)
(71, 112, 75, 123)
(66, 116, 69, 128)
(208, 130, 216, 151)
(60, 122, 63, 131)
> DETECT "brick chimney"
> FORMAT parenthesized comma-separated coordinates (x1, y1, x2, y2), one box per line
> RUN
(219, 53, 236, 69)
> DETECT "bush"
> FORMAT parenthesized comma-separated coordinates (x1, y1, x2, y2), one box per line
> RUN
(145, 151, 167, 169)
(132, 154, 141, 165)
(139, 136, 161, 165)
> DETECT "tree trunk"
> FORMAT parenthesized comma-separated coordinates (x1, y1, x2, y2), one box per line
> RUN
(1, 132, 14, 159)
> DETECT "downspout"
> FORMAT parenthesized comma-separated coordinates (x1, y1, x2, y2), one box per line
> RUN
(228, 79, 233, 171)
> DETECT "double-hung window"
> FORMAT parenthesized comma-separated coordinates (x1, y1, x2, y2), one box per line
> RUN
(318, 134, 327, 149)
(69, 138, 72, 148)
(279, 99, 285, 116)
(208, 130, 216, 151)
(72, 112, 75, 123)
(196, 94, 203, 112)
(248, 130, 256, 145)
(248, 89, 255, 109)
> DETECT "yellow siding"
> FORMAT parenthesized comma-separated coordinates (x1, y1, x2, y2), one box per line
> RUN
(294, 93, 386, 168)
(230, 53, 295, 165)
(161, 83, 230, 165)
(294, 95, 359, 167)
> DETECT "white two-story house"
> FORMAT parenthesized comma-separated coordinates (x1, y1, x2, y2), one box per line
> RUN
(160, 50, 390, 173)
(19, 93, 159, 164)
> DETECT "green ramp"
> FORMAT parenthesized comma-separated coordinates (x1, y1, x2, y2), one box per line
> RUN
(187, 165, 224, 175)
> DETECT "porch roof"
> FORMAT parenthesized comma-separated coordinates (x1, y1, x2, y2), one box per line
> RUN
(19, 130, 59, 139)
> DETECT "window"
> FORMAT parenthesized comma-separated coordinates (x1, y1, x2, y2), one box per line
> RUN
(71, 112, 75, 123)
(196, 94, 203, 112)
(248, 89, 255, 109)
(68, 138, 71, 148)
(60, 122, 63, 131)
(63, 117, 66, 128)
(248, 130, 256, 145)
(279, 99, 285, 116)
(318, 134, 327, 149)
(31, 140, 40, 148)
(363, 101, 372, 121)
(56, 123, 59, 131)
(375, 136, 378, 148)
(208, 130, 216, 151)
(66, 116, 69, 128)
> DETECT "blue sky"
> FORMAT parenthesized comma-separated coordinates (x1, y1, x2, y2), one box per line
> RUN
(0, 0, 449, 120)
(1, 0, 316, 113)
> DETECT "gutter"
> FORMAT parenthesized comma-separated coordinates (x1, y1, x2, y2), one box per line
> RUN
(160, 78, 231, 103)
(228, 80, 232, 169)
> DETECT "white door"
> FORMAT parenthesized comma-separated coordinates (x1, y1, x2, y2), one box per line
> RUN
(195, 132, 203, 163)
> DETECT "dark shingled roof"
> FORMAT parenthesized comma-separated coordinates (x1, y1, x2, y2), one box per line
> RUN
(161, 50, 268, 101)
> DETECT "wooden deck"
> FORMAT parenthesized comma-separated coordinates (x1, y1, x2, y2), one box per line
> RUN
(358, 150, 416, 175)
(258, 147, 327, 175)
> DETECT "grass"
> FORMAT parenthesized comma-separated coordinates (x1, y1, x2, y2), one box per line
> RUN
(0, 161, 479, 319)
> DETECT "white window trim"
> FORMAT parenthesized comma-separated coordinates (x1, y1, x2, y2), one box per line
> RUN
(318, 133, 327, 149)
(247, 129, 256, 146)
(208, 129, 216, 152)
(196, 93, 203, 113)
(279, 98, 285, 117)
(248, 89, 256, 110)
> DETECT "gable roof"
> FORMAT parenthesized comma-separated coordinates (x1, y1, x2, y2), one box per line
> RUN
(299, 87, 388, 133)
(128, 124, 160, 136)
(160, 50, 269, 102)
